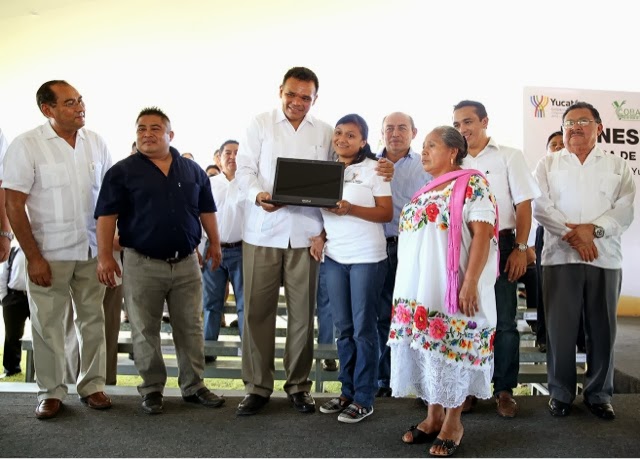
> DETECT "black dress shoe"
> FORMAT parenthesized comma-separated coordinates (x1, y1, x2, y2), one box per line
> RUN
(289, 391, 316, 413)
(204, 355, 217, 364)
(142, 392, 163, 415)
(548, 398, 571, 417)
(236, 393, 269, 416)
(183, 387, 225, 408)
(376, 387, 393, 398)
(584, 400, 615, 420)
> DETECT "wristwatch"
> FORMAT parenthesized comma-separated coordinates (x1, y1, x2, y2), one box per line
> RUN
(593, 225, 605, 238)
(0, 231, 13, 241)
(514, 242, 528, 253)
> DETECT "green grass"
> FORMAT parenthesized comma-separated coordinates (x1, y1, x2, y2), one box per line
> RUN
(0, 350, 532, 396)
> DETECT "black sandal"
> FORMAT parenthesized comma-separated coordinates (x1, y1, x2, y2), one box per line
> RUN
(402, 425, 439, 444)
(429, 437, 463, 457)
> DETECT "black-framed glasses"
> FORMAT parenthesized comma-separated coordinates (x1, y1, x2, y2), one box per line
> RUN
(562, 119, 595, 129)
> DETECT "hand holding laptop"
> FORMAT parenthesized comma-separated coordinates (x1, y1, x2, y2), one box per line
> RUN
(256, 191, 285, 212)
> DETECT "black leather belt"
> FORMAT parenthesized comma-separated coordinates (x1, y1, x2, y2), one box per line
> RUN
(499, 229, 515, 237)
(163, 254, 191, 264)
(220, 241, 242, 249)
(7, 288, 27, 296)
(386, 236, 398, 244)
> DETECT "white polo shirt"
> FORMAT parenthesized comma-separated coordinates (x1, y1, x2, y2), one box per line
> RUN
(2, 121, 112, 261)
(209, 173, 244, 244)
(533, 146, 635, 269)
(321, 158, 391, 264)
(236, 109, 333, 248)
(461, 137, 540, 231)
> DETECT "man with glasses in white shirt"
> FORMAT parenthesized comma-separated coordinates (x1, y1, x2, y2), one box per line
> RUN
(533, 101, 635, 420)
(453, 100, 540, 418)
(3, 80, 113, 419)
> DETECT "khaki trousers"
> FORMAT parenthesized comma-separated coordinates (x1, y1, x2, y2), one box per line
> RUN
(123, 249, 206, 397)
(27, 257, 106, 401)
(241, 242, 318, 397)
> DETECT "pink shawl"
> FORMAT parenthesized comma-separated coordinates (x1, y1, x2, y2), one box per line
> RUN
(411, 169, 499, 315)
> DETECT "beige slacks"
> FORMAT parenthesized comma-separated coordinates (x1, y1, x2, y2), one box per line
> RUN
(27, 257, 106, 401)
(241, 242, 318, 397)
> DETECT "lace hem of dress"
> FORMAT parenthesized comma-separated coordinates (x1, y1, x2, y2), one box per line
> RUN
(390, 342, 493, 408)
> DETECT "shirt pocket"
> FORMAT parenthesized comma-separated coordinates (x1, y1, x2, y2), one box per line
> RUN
(91, 163, 103, 189)
(38, 163, 71, 189)
(548, 170, 569, 201)
(599, 173, 621, 204)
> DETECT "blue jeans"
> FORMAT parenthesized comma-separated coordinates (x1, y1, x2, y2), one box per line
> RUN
(316, 264, 335, 345)
(493, 232, 519, 395)
(202, 244, 244, 340)
(376, 240, 397, 389)
(322, 256, 387, 409)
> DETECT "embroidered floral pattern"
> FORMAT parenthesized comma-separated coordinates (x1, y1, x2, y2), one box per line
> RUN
(389, 297, 495, 367)
(400, 174, 493, 234)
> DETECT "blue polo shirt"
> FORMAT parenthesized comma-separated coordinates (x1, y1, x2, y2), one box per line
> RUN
(95, 147, 216, 260)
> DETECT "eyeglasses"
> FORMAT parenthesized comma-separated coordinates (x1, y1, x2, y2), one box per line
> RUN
(562, 118, 595, 129)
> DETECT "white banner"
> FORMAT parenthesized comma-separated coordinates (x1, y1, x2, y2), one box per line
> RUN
(523, 87, 640, 298)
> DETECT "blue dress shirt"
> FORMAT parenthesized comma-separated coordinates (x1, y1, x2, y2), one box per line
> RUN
(377, 148, 432, 238)
(95, 147, 216, 260)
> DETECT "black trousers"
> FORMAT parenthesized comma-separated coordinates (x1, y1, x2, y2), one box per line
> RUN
(2, 290, 30, 374)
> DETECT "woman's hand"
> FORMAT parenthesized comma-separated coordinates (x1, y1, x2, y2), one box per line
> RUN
(309, 234, 326, 262)
(458, 278, 480, 317)
(325, 200, 351, 217)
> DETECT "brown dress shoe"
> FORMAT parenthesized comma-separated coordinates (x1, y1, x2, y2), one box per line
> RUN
(80, 391, 112, 410)
(35, 398, 62, 419)
(496, 391, 518, 418)
(462, 395, 477, 413)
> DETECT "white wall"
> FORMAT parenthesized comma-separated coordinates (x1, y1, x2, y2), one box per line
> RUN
(1, 0, 637, 167)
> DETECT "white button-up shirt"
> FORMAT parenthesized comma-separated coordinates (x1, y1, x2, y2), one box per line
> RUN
(0, 127, 9, 180)
(236, 109, 333, 248)
(2, 122, 112, 261)
(533, 146, 635, 269)
(462, 137, 540, 231)
(209, 173, 244, 244)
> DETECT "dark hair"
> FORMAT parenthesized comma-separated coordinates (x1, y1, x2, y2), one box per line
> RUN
(219, 139, 239, 152)
(136, 106, 171, 128)
(432, 126, 468, 166)
(36, 80, 69, 110)
(131, 141, 137, 149)
(562, 101, 602, 124)
(453, 100, 488, 120)
(546, 130, 563, 148)
(206, 164, 221, 174)
(334, 113, 376, 163)
(282, 67, 319, 93)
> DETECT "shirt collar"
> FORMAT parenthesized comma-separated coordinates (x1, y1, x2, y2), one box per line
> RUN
(275, 109, 316, 128)
(377, 147, 418, 161)
(43, 120, 86, 141)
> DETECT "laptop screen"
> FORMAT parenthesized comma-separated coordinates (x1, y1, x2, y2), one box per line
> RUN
(271, 158, 344, 207)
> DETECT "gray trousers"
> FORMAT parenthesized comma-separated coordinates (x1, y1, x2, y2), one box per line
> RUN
(543, 264, 621, 404)
(123, 249, 206, 398)
(241, 242, 317, 397)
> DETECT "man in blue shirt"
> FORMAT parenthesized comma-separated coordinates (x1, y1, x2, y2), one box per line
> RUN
(95, 107, 225, 415)
(375, 112, 432, 397)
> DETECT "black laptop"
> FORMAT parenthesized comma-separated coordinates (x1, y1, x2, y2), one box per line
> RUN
(262, 157, 344, 208)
